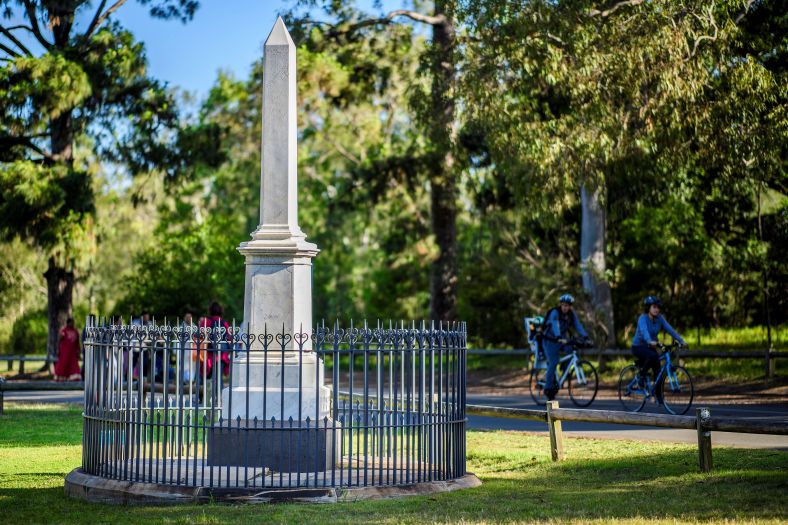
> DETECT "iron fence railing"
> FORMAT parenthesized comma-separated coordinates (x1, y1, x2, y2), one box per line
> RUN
(80, 320, 467, 490)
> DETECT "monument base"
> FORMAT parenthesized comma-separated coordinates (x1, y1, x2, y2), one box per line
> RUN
(207, 420, 339, 472)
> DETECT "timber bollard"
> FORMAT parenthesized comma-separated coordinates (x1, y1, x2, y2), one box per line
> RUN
(696, 407, 712, 472)
(546, 400, 564, 461)
(765, 348, 776, 381)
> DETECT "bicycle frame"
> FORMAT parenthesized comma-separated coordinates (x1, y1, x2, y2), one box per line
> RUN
(640, 348, 680, 400)
(552, 350, 584, 389)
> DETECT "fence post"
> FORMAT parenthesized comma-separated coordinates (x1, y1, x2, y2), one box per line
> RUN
(696, 407, 712, 472)
(765, 348, 775, 381)
(19, 359, 24, 375)
(546, 400, 564, 462)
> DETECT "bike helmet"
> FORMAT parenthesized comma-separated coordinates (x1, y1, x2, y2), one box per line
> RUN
(643, 295, 662, 307)
(532, 316, 544, 326)
(559, 293, 575, 305)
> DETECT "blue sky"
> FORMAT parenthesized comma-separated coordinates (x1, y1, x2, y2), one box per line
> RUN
(113, 1, 279, 99)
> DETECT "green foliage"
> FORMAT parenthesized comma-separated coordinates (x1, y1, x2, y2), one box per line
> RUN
(114, 213, 245, 320)
(0, 161, 93, 250)
(0, 0, 223, 356)
(8, 308, 48, 356)
(0, 54, 91, 124)
(1, 1, 785, 351)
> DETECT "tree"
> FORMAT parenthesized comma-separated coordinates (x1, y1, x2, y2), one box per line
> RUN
(0, 0, 219, 359)
(120, 20, 431, 322)
(457, 0, 785, 341)
(287, 1, 463, 321)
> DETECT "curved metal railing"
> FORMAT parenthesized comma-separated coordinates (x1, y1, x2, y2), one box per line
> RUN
(81, 320, 466, 490)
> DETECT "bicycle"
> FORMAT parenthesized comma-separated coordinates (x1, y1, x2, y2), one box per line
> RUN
(529, 338, 599, 407)
(617, 342, 694, 415)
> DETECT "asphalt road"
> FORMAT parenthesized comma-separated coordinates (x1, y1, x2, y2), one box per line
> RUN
(5, 390, 788, 450)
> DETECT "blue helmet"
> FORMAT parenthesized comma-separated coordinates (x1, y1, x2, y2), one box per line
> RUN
(559, 293, 575, 305)
(643, 295, 662, 307)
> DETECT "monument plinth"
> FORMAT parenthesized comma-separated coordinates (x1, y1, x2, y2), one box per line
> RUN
(214, 18, 332, 467)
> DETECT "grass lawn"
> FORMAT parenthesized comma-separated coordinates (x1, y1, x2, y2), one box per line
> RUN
(0, 404, 786, 524)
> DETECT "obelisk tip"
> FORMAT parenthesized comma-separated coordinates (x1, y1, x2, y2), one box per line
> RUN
(265, 16, 294, 47)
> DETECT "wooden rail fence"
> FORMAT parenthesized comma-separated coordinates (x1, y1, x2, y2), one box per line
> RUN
(467, 402, 788, 473)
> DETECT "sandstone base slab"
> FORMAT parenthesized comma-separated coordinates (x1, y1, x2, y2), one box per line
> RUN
(64, 468, 481, 505)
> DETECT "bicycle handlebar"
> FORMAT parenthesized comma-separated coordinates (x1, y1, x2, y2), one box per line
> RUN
(561, 338, 594, 350)
(656, 341, 689, 351)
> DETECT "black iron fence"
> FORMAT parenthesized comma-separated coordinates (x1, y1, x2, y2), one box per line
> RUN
(81, 320, 467, 490)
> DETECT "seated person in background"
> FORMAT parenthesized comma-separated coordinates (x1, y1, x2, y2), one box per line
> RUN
(197, 302, 232, 378)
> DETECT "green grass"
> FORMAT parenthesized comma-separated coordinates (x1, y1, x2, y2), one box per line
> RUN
(679, 325, 787, 350)
(1, 404, 786, 524)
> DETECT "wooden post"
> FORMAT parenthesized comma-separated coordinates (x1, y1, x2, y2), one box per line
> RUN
(8, 358, 13, 372)
(696, 407, 712, 472)
(19, 359, 24, 375)
(765, 348, 775, 381)
(546, 400, 564, 461)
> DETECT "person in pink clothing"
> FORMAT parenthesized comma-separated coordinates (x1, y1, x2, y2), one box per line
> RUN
(54, 317, 82, 381)
(197, 302, 231, 378)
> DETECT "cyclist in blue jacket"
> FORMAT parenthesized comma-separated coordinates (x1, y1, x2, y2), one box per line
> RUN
(632, 296, 687, 388)
(542, 294, 590, 400)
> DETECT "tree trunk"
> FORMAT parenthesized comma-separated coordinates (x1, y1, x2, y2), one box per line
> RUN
(580, 183, 616, 352)
(45, 98, 76, 362)
(44, 257, 75, 361)
(428, 2, 458, 322)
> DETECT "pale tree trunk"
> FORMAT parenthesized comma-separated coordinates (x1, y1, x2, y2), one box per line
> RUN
(580, 183, 616, 357)
(428, 1, 458, 322)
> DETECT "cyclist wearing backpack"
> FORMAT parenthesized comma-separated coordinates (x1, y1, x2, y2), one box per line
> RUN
(542, 294, 590, 401)
(632, 296, 686, 389)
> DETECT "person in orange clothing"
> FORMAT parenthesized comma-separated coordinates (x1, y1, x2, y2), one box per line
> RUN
(54, 317, 82, 381)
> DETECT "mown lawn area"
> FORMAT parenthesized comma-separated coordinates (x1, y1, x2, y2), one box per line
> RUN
(0, 403, 786, 524)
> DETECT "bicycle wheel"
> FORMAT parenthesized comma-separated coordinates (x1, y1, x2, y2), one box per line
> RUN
(568, 359, 598, 407)
(529, 367, 548, 406)
(618, 365, 646, 412)
(661, 365, 694, 415)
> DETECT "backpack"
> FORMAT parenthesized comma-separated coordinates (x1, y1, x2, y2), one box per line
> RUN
(541, 307, 576, 343)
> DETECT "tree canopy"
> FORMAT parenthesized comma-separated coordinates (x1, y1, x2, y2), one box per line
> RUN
(1, 0, 785, 353)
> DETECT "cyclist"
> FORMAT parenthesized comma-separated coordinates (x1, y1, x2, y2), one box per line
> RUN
(542, 294, 590, 400)
(631, 296, 687, 395)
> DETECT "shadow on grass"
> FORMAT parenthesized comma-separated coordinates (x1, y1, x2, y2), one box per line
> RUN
(1, 447, 786, 524)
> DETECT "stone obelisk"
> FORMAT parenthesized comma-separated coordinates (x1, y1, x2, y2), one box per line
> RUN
(220, 17, 329, 424)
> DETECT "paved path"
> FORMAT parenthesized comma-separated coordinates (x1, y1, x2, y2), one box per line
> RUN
(5, 390, 788, 450)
